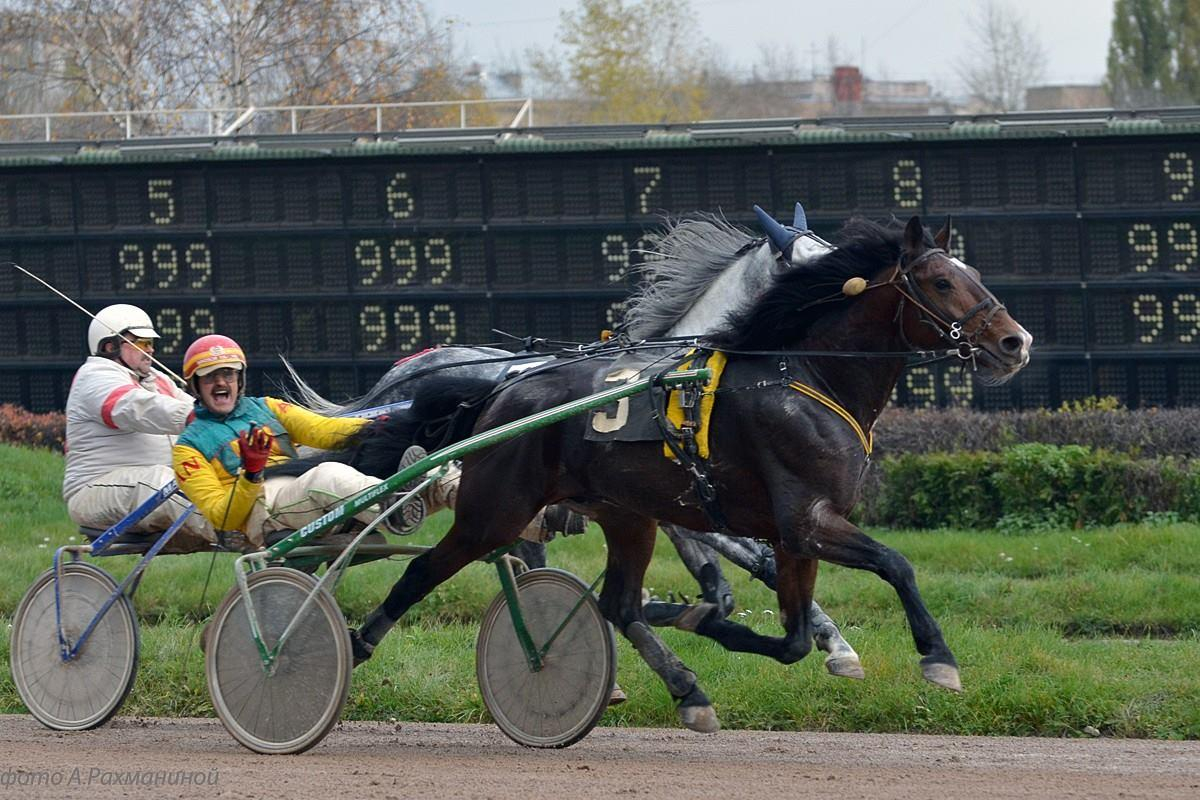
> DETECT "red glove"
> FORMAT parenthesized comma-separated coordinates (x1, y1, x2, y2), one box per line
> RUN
(238, 424, 274, 476)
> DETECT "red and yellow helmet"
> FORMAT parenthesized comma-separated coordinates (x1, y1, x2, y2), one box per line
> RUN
(182, 334, 247, 381)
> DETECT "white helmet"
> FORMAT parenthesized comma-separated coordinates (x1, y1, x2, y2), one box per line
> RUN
(88, 304, 159, 355)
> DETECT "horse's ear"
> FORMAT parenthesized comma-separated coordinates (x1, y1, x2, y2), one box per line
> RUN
(933, 215, 952, 250)
(903, 215, 924, 253)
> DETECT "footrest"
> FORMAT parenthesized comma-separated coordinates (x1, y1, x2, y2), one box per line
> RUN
(79, 526, 150, 546)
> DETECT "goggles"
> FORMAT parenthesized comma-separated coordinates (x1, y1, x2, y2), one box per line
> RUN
(122, 337, 156, 352)
(197, 367, 241, 383)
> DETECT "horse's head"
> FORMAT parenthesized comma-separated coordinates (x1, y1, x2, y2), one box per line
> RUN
(894, 216, 1032, 386)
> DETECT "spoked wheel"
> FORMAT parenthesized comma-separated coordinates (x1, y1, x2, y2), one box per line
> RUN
(477, 568, 616, 748)
(10, 562, 139, 731)
(205, 567, 351, 754)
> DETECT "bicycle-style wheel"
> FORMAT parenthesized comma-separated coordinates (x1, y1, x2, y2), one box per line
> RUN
(476, 568, 616, 748)
(205, 567, 351, 754)
(10, 562, 139, 731)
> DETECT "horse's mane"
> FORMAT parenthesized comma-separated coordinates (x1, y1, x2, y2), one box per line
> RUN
(622, 214, 765, 339)
(707, 217, 928, 350)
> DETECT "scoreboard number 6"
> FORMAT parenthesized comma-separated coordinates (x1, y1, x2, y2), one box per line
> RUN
(387, 172, 415, 219)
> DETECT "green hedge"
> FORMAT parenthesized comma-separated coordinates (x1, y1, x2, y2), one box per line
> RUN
(863, 444, 1200, 530)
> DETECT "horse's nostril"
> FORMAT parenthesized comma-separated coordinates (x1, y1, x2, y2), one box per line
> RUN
(1000, 335, 1023, 355)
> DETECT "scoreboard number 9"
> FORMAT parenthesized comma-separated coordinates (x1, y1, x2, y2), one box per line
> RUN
(358, 303, 458, 352)
(1163, 152, 1195, 202)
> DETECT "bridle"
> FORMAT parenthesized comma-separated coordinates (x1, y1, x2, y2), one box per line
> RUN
(885, 248, 1006, 363)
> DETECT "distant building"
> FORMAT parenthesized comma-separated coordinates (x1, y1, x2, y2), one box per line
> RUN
(472, 61, 954, 123)
(707, 65, 953, 120)
(1025, 84, 1111, 111)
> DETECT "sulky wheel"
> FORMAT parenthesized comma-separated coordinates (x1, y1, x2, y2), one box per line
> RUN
(10, 562, 139, 731)
(476, 568, 616, 748)
(205, 567, 351, 755)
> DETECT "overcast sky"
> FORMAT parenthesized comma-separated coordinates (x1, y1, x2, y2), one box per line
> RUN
(428, 0, 1114, 95)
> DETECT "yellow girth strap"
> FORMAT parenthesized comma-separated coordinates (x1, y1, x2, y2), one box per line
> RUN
(663, 351, 728, 459)
(788, 381, 874, 456)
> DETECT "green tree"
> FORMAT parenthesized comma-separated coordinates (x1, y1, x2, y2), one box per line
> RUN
(528, 0, 710, 124)
(1170, 0, 1200, 102)
(1106, 0, 1200, 106)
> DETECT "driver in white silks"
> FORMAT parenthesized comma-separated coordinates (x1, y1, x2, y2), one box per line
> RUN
(62, 304, 216, 550)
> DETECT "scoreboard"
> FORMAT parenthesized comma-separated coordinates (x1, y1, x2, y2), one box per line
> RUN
(0, 115, 1198, 411)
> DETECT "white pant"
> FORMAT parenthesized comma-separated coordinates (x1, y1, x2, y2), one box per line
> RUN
(67, 465, 217, 550)
(243, 462, 385, 547)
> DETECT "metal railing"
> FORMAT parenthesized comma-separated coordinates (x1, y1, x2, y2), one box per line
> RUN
(0, 98, 534, 143)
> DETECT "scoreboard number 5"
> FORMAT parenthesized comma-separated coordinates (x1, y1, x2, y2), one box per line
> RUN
(148, 179, 175, 225)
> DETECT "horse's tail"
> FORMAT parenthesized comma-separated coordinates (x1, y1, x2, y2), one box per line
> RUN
(265, 374, 501, 481)
(278, 354, 417, 416)
(278, 355, 349, 415)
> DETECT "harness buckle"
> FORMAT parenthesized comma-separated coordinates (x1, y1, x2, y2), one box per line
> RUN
(956, 342, 975, 361)
(678, 385, 699, 409)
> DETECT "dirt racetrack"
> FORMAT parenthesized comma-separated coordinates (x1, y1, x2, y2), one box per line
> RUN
(0, 715, 1197, 799)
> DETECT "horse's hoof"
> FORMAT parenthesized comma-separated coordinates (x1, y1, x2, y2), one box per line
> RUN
(679, 704, 720, 733)
(673, 602, 718, 632)
(922, 662, 962, 692)
(607, 684, 628, 706)
(825, 654, 865, 680)
(349, 629, 375, 667)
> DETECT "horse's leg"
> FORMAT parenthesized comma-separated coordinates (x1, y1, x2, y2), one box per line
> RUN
(353, 491, 544, 664)
(669, 549, 817, 664)
(684, 529, 777, 587)
(793, 499, 959, 691)
(661, 524, 735, 614)
(663, 529, 862, 677)
(595, 508, 719, 734)
(509, 539, 546, 570)
(641, 524, 734, 626)
(808, 597, 864, 679)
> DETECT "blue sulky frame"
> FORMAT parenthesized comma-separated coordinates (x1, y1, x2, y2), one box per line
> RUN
(52, 481, 195, 661)
(47, 400, 414, 666)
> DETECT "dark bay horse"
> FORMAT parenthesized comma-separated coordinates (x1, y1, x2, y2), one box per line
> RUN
(351, 215, 1032, 732)
(283, 208, 864, 677)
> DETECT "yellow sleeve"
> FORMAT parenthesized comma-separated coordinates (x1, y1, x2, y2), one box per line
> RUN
(172, 444, 262, 533)
(265, 397, 369, 450)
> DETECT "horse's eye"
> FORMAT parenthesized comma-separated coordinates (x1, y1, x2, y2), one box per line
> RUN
(934, 278, 953, 291)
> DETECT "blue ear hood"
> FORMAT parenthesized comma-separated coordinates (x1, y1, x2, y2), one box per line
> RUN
(753, 205, 794, 252)
(793, 202, 808, 231)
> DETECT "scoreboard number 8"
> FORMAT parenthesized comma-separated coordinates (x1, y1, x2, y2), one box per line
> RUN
(892, 159, 922, 209)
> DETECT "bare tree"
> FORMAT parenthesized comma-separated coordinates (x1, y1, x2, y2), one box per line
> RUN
(956, 0, 1047, 112)
(1, 0, 187, 131)
(0, 0, 466, 134)
(750, 43, 806, 82)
